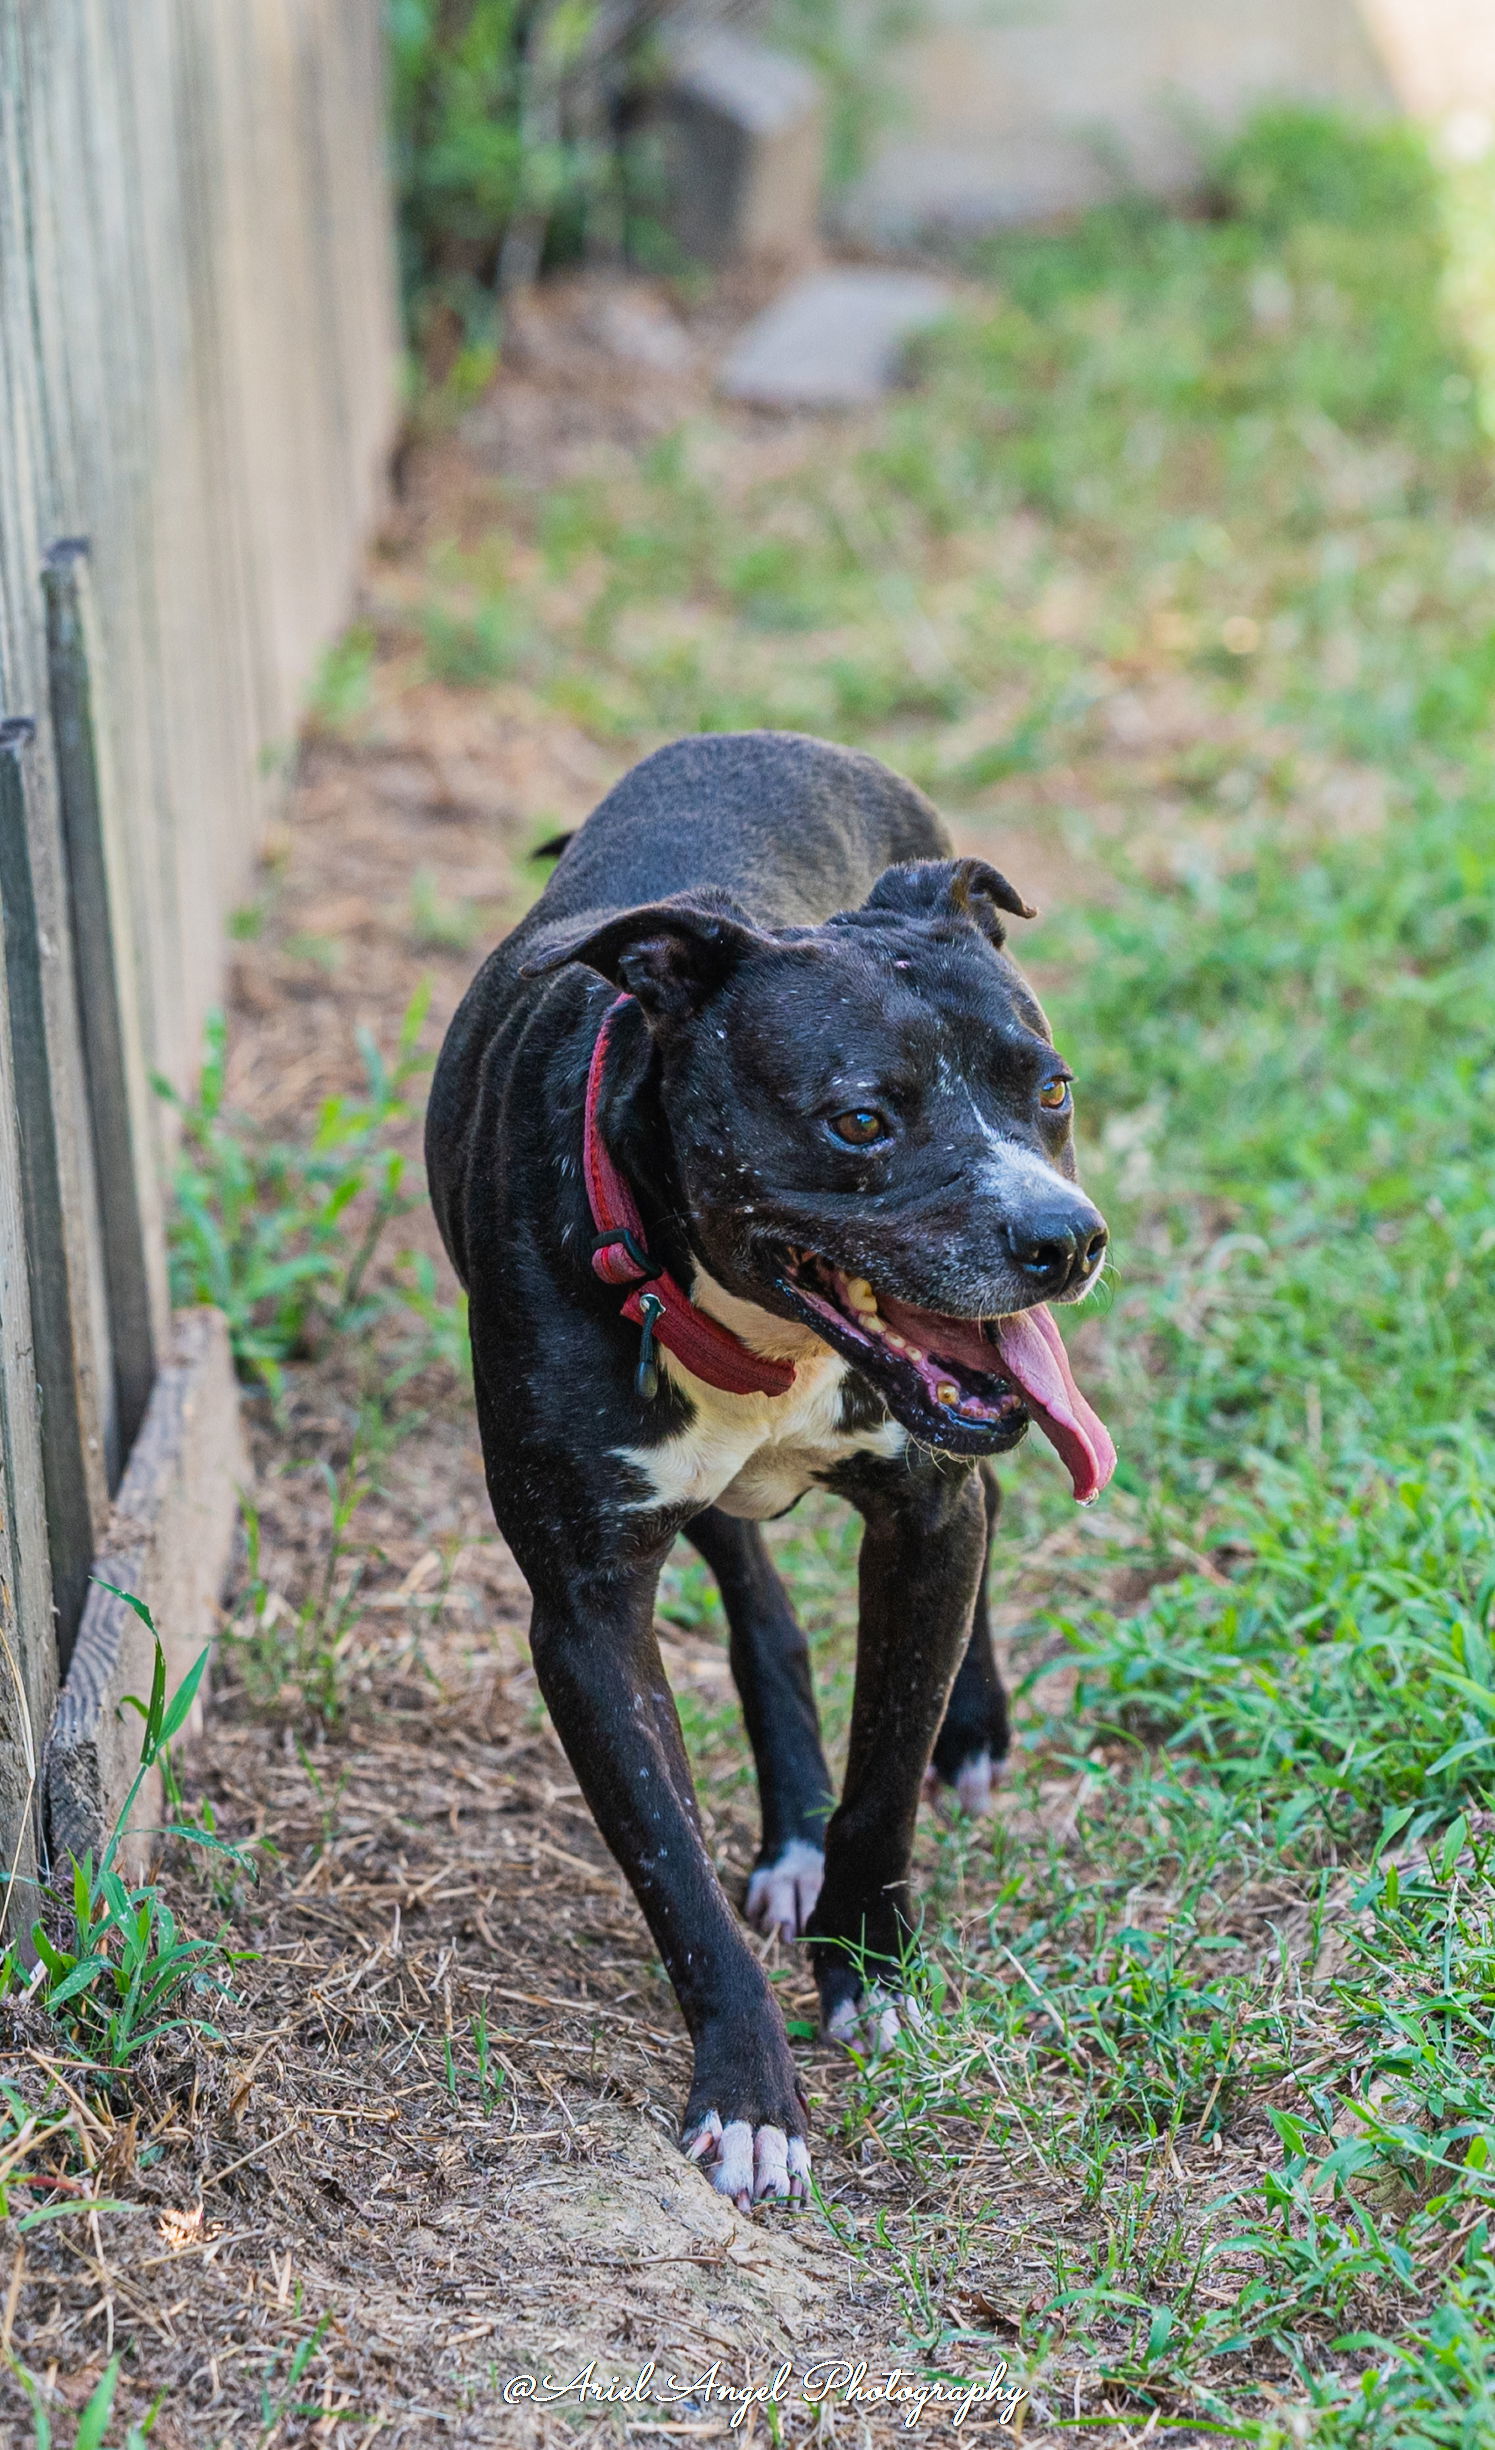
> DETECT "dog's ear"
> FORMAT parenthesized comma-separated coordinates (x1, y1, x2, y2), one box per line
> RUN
(521, 897, 774, 1023)
(864, 857, 1036, 946)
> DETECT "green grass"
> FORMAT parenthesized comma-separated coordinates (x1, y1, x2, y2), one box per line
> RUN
(158, 985, 467, 1400)
(1043, 780, 1495, 1844)
(646, 112, 1495, 2439)
(1, 1594, 245, 2066)
(396, 110, 1490, 810)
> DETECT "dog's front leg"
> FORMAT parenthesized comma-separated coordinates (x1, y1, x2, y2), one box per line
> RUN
(529, 1565, 810, 2209)
(927, 1461, 1010, 1814)
(809, 1458, 986, 2046)
(683, 1509, 834, 1940)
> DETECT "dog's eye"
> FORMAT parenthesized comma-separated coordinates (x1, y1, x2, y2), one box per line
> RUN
(1038, 1077, 1072, 1112)
(828, 1109, 890, 1146)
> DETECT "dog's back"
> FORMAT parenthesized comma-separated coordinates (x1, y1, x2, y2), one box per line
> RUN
(524, 730, 951, 939)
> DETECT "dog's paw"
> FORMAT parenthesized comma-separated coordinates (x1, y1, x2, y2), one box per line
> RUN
(922, 1747, 1001, 1817)
(683, 2111, 811, 2211)
(745, 1840, 825, 1940)
(822, 1984, 923, 2059)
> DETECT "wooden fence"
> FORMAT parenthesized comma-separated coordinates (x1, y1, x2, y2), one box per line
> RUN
(0, 1, 398, 1914)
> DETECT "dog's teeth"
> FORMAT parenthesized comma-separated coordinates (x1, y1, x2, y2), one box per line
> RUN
(905, 1344, 925, 1364)
(845, 1276, 878, 1314)
(935, 1380, 960, 1407)
(884, 1331, 906, 1352)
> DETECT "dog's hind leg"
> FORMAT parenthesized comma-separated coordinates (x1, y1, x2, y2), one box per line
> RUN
(809, 1457, 986, 2049)
(927, 1462, 1010, 1815)
(683, 1510, 835, 1941)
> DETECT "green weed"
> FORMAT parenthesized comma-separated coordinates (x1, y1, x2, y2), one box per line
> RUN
(7, 2353, 158, 2448)
(389, 0, 645, 349)
(159, 988, 432, 1394)
(256, 2313, 335, 2437)
(229, 1443, 376, 1726)
(389, 1250, 471, 1385)
(0, 1606, 250, 2445)
(1307, 2255, 1495, 2446)
(408, 865, 482, 952)
(443, 2007, 507, 2113)
(307, 623, 377, 731)
(422, 599, 521, 688)
(1, 1593, 246, 2065)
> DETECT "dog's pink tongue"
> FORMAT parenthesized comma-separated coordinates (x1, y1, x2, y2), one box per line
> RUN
(992, 1307, 1115, 1504)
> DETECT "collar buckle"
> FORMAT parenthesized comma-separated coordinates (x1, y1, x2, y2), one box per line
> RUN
(591, 1224, 660, 1287)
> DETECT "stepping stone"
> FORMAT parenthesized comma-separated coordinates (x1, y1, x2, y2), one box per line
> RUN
(719, 267, 953, 409)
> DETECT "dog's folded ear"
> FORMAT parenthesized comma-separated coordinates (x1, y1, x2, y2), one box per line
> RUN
(521, 896, 775, 1023)
(863, 857, 1036, 945)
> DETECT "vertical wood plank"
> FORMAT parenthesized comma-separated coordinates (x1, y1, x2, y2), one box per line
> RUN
(0, 719, 100, 1660)
(0, 765, 55, 1935)
(44, 537, 168, 1464)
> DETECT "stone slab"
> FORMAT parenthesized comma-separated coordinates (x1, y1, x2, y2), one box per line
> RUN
(44, 1306, 244, 1874)
(719, 268, 953, 409)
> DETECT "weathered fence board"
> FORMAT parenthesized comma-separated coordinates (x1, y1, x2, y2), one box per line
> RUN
(0, 718, 109, 1652)
(44, 540, 168, 1467)
(0, 0, 398, 1911)
(0, 832, 56, 1932)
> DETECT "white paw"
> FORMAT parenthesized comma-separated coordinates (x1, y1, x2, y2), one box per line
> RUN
(954, 1749, 999, 1815)
(745, 1840, 824, 1940)
(922, 1750, 1000, 1817)
(683, 2112, 811, 2210)
(824, 1985, 922, 2058)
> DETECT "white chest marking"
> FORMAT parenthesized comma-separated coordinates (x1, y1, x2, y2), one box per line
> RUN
(617, 1271, 906, 1519)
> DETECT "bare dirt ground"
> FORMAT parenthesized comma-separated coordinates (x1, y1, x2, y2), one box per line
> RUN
(0, 277, 1309, 2447)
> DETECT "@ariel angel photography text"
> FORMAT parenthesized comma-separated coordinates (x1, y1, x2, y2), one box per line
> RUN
(498, 2356, 1028, 2427)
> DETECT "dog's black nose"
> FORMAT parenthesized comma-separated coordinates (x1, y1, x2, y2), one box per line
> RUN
(1004, 1206, 1108, 1296)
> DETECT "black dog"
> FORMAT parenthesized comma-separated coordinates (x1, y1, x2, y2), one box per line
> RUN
(427, 732, 1113, 2210)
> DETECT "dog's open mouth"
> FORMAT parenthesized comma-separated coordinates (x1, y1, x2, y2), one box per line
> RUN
(774, 1250, 1116, 1502)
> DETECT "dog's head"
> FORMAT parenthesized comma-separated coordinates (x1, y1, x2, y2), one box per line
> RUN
(525, 858, 1113, 1495)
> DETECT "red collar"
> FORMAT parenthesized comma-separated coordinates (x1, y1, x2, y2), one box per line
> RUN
(582, 994, 796, 1402)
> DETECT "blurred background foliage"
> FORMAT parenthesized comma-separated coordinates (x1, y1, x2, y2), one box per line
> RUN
(386, 0, 643, 358)
(386, 0, 922, 365)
